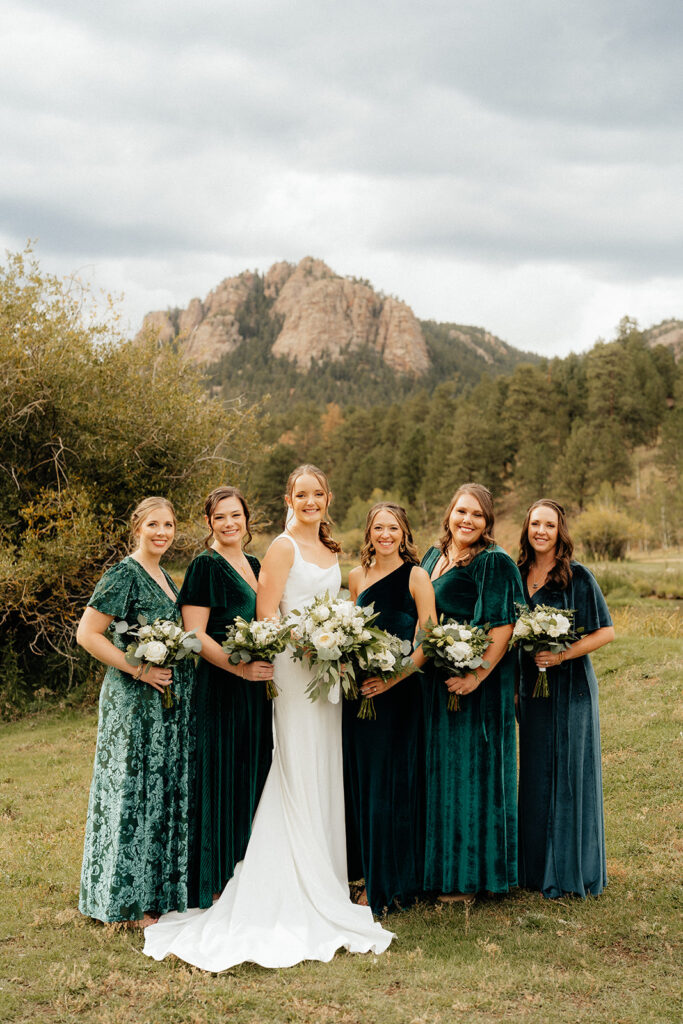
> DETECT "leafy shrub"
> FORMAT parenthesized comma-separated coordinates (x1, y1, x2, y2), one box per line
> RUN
(573, 504, 643, 561)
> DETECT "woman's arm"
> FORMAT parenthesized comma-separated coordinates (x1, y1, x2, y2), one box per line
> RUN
(348, 566, 363, 603)
(256, 537, 295, 621)
(76, 606, 171, 694)
(534, 625, 615, 668)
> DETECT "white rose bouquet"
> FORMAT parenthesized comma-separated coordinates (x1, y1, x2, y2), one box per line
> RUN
(508, 603, 577, 697)
(222, 615, 290, 699)
(112, 615, 202, 708)
(416, 617, 492, 711)
(354, 629, 413, 720)
(287, 592, 381, 704)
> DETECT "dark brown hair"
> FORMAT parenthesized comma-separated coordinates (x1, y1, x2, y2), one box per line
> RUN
(285, 464, 342, 554)
(203, 485, 252, 549)
(129, 496, 176, 550)
(517, 498, 574, 590)
(438, 483, 495, 566)
(360, 502, 419, 570)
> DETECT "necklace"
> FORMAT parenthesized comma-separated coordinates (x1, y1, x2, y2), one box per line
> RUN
(528, 561, 553, 591)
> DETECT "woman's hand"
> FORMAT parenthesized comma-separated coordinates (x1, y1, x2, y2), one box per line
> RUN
(239, 660, 275, 683)
(360, 675, 394, 698)
(534, 649, 564, 669)
(445, 671, 480, 697)
(138, 664, 173, 694)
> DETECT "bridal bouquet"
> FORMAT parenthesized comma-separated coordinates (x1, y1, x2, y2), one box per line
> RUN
(113, 615, 202, 708)
(222, 616, 290, 699)
(354, 630, 413, 720)
(508, 603, 577, 697)
(287, 592, 380, 704)
(417, 617, 492, 711)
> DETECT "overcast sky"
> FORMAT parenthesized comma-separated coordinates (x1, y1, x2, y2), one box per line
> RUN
(1, 0, 681, 356)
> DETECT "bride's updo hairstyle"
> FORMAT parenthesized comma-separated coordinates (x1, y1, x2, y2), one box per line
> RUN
(128, 496, 176, 549)
(438, 483, 495, 566)
(203, 485, 252, 549)
(360, 502, 419, 570)
(285, 464, 342, 555)
(517, 498, 574, 590)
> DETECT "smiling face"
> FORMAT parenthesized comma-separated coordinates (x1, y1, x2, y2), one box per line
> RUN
(447, 492, 487, 550)
(208, 495, 247, 550)
(134, 506, 175, 558)
(527, 504, 559, 557)
(287, 472, 330, 526)
(369, 508, 403, 558)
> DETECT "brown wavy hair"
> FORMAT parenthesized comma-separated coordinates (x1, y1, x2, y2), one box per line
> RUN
(203, 485, 252, 549)
(438, 483, 495, 566)
(128, 496, 176, 550)
(360, 502, 419, 570)
(285, 464, 342, 554)
(517, 498, 574, 590)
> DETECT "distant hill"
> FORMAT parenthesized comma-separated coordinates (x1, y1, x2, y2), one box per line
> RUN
(643, 319, 683, 361)
(137, 257, 540, 408)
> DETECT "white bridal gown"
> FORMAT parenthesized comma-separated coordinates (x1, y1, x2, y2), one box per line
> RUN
(143, 534, 393, 971)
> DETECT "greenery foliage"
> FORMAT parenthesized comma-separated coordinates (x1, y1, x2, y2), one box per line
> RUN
(0, 248, 260, 714)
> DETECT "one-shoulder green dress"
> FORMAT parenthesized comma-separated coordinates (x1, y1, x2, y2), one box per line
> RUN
(79, 557, 195, 922)
(178, 549, 273, 908)
(421, 544, 523, 895)
(518, 562, 611, 898)
(342, 562, 424, 914)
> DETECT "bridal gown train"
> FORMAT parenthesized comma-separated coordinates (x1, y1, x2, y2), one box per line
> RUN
(143, 534, 394, 970)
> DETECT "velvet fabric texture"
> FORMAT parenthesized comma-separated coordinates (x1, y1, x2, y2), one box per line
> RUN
(421, 544, 523, 894)
(80, 557, 196, 921)
(178, 549, 273, 909)
(518, 561, 611, 898)
(342, 562, 424, 914)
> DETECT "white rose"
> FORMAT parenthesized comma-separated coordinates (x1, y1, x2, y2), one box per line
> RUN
(313, 605, 331, 622)
(376, 650, 396, 671)
(311, 629, 342, 661)
(530, 619, 544, 634)
(513, 619, 531, 638)
(555, 614, 571, 633)
(360, 629, 373, 642)
(137, 625, 153, 639)
(142, 640, 169, 664)
(447, 641, 473, 663)
(459, 628, 472, 640)
(160, 622, 177, 637)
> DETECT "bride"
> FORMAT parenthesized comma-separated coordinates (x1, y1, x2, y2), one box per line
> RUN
(143, 465, 393, 970)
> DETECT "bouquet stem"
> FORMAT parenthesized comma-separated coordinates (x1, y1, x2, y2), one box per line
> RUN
(265, 679, 279, 700)
(532, 667, 549, 698)
(357, 696, 376, 720)
(447, 692, 461, 712)
(161, 686, 175, 710)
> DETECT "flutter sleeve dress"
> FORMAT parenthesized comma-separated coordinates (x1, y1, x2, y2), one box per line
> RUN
(342, 562, 424, 914)
(79, 556, 195, 922)
(518, 561, 611, 898)
(178, 549, 273, 908)
(420, 544, 523, 895)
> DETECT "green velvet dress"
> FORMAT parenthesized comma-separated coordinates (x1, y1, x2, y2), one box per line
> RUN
(518, 562, 611, 898)
(421, 544, 523, 895)
(79, 557, 196, 922)
(178, 549, 273, 909)
(342, 562, 424, 914)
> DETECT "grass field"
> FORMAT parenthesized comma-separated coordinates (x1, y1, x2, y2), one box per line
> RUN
(1, 605, 681, 1024)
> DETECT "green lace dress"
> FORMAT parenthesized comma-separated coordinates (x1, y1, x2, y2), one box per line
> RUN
(178, 549, 273, 909)
(79, 557, 196, 922)
(421, 544, 523, 895)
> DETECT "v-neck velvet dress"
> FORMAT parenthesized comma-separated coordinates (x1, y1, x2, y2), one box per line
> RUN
(79, 557, 196, 922)
(421, 544, 524, 895)
(178, 549, 273, 908)
(518, 562, 611, 898)
(342, 562, 424, 914)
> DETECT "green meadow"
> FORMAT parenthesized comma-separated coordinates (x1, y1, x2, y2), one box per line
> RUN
(1, 598, 681, 1024)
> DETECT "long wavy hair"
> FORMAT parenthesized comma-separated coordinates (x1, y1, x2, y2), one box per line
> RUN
(128, 496, 176, 550)
(203, 485, 252, 549)
(360, 502, 419, 570)
(285, 464, 342, 554)
(438, 483, 495, 566)
(517, 498, 574, 590)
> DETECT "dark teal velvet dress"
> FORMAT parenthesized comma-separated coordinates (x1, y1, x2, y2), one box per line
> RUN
(518, 562, 611, 898)
(178, 549, 273, 908)
(421, 544, 524, 895)
(80, 557, 195, 922)
(342, 562, 424, 914)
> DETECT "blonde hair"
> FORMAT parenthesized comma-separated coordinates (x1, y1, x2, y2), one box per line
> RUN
(129, 496, 176, 550)
(438, 483, 495, 565)
(285, 464, 341, 554)
(360, 502, 419, 570)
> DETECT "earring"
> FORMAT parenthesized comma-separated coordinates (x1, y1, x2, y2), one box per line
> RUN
(399, 542, 406, 553)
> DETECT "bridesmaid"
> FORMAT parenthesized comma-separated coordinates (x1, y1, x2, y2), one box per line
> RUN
(343, 503, 436, 914)
(179, 486, 274, 908)
(421, 483, 523, 899)
(77, 497, 195, 925)
(517, 499, 614, 898)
